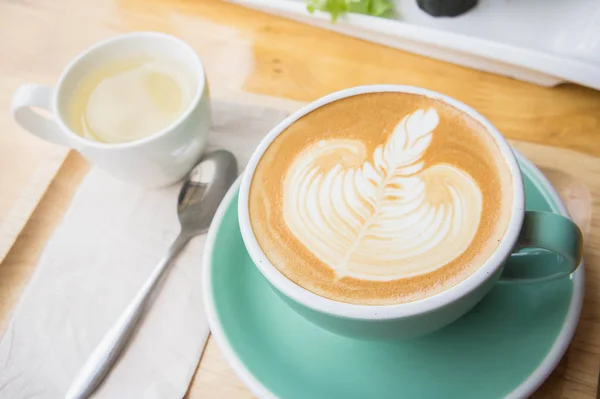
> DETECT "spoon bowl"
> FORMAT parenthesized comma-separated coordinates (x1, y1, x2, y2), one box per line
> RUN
(178, 150, 238, 235)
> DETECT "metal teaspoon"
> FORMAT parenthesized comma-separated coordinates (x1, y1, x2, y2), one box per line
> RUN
(65, 150, 238, 399)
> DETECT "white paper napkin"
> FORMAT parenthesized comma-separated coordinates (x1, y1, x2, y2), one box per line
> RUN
(0, 101, 289, 399)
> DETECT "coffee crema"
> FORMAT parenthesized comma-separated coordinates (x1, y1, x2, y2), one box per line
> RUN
(249, 92, 513, 305)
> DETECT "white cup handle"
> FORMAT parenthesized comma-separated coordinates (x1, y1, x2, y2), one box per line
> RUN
(12, 84, 72, 147)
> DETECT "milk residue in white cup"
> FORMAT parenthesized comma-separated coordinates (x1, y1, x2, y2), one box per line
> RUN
(67, 55, 195, 143)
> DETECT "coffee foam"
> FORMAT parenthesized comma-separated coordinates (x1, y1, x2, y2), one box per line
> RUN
(249, 92, 513, 305)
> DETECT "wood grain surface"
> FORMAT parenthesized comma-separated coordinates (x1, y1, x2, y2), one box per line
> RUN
(1, 0, 600, 397)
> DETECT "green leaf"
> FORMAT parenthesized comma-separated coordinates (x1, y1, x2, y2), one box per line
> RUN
(370, 0, 394, 17)
(307, 0, 395, 22)
(306, 0, 347, 22)
(347, 0, 369, 14)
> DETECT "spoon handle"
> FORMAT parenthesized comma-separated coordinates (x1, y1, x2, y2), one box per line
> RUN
(65, 233, 192, 399)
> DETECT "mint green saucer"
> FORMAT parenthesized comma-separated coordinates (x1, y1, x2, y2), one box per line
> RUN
(203, 151, 584, 399)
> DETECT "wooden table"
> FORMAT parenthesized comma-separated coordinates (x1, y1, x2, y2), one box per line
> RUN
(1, 0, 600, 397)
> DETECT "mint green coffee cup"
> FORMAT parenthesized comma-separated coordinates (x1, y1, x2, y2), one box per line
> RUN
(238, 85, 583, 340)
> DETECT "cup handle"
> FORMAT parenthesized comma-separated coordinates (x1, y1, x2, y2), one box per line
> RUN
(500, 211, 583, 283)
(12, 84, 71, 146)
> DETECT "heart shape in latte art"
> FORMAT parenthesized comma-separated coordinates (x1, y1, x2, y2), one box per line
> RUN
(282, 108, 483, 281)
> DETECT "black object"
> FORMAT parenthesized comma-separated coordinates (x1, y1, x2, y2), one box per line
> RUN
(417, 0, 478, 17)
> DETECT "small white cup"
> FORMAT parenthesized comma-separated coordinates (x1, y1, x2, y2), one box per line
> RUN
(12, 32, 210, 187)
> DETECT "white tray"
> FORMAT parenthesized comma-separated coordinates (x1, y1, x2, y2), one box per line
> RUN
(228, 0, 600, 91)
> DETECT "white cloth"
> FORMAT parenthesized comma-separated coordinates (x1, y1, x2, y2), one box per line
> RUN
(0, 101, 288, 399)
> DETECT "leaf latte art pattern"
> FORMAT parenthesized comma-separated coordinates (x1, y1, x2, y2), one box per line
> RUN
(283, 108, 483, 281)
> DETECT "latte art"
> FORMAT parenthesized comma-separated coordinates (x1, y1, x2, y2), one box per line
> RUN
(249, 92, 513, 305)
(283, 109, 483, 281)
